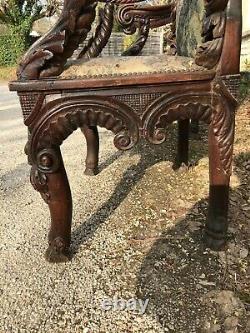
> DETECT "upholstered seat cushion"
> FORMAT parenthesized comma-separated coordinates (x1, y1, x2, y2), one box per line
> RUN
(62, 54, 207, 79)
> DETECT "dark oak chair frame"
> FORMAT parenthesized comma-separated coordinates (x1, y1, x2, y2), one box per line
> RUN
(9, 0, 242, 262)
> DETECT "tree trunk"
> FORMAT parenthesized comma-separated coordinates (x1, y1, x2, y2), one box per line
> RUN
(176, 0, 204, 57)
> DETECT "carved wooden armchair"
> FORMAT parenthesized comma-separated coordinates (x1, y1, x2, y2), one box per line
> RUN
(9, 0, 242, 262)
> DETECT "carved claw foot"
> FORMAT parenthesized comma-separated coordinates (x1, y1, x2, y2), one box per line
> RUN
(84, 167, 99, 176)
(45, 237, 71, 263)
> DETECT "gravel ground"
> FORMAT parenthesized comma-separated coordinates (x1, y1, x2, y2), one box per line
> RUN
(0, 90, 249, 332)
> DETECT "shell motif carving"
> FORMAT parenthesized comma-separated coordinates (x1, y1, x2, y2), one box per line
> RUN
(143, 97, 212, 145)
(28, 90, 235, 177)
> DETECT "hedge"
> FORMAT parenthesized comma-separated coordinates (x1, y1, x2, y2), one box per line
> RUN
(0, 34, 25, 66)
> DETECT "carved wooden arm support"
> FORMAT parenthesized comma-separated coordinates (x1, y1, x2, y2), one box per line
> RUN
(17, 0, 97, 80)
(117, 2, 175, 56)
(195, 0, 242, 73)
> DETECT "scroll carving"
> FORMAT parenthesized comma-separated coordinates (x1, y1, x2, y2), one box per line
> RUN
(143, 95, 213, 145)
(142, 91, 234, 176)
(78, 3, 115, 59)
(29, 96, 140, 165)
(116, 3, 174, 35)
(17, 0, 96, 80)
(195, 0, 228, 69)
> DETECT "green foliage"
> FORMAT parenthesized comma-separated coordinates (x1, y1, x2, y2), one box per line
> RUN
(0, 31, 25, 66)
(0, 1, 58, 65)
(0, 0, 57, 47)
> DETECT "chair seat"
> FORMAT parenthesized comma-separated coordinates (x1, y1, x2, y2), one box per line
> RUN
(10, 55, 215, 92)
(62, 54, 207, 80)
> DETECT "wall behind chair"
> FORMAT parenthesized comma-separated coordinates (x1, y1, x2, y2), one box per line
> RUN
(241, 0, 250, 71)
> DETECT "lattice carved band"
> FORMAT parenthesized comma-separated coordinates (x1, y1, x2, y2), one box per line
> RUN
(221, 74, 241, 102)
(114, 92, 163, 115)
(18, 93, 44, 122)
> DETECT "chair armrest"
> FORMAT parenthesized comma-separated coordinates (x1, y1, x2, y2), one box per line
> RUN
(17, 0, 97, 80)
(116, 3, 175, 34)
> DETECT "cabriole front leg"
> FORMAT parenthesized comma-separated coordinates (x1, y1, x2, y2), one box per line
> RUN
(205, 103, 235, 250)
(30, 147, 72, 262)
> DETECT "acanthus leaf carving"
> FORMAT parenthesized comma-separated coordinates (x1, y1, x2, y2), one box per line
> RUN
(30, 166, 50, 203)
(211, 101, 234, 176)
(211, 79, 238, 176)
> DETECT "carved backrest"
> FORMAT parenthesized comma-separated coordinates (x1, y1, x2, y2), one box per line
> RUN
(195, 0, 242, 74)
(78, 1, 174, 59)
(16, 0, 242, 80)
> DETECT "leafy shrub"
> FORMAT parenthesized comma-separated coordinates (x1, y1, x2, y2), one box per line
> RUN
(0, 32, 25, 66)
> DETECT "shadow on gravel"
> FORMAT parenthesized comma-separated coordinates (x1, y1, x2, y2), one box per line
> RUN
(98, 150, 123, 173)
(71, 124, 208, 254)
(135, 152, 250, 332)
(0, 163, 30, 193)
